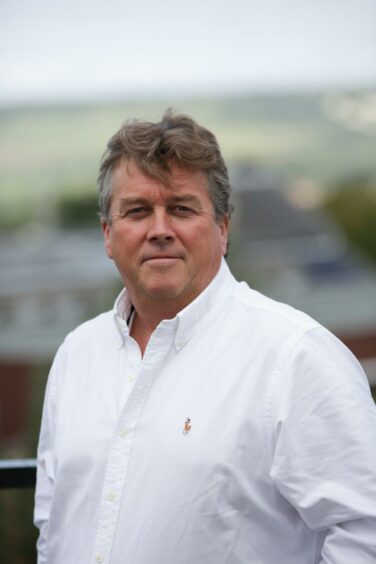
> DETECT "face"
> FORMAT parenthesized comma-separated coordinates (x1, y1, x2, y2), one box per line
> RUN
(102, 160, 228, 313)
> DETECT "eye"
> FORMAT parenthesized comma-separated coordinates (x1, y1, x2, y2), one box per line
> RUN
(170, 205, 195, 217)
(125, 206, 149, 218)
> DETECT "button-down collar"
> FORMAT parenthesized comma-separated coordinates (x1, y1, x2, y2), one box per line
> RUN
(113, 258, 237, 351)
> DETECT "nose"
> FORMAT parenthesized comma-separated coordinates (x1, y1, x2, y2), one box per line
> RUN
(147, 209, 175, 243)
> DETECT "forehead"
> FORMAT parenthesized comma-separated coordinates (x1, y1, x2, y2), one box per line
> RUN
(111, 159, 209, 198)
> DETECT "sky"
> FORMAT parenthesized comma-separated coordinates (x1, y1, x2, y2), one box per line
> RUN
(1, 0, 375, 106)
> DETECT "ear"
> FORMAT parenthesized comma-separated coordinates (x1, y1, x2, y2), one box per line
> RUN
(218, 215, 229, 256)
(102, 220, 113, 259)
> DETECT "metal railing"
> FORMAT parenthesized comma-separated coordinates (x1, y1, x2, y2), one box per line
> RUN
(0, 459, 37, 489)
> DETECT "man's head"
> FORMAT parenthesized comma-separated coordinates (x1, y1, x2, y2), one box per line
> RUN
(99, 110, 234, 315)
(98, 108, 234, 225)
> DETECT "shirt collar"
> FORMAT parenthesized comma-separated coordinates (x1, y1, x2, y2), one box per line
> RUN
(113, 288, 133, 338)
(113, 258, 237, 348)
(174, 259, 236, 350)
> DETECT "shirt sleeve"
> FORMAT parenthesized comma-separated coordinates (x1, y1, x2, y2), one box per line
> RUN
(269, 327, 376, 563)
(34, 343, 66, 564)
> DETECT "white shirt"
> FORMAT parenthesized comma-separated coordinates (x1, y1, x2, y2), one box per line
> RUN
(34, 260, 376, 564)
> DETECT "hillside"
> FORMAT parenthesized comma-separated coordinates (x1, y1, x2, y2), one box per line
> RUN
(1, 92, 375, 222)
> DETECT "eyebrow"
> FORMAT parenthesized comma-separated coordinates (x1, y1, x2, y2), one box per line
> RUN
(118, 194, 203, 210)
(118, 197, 150, 210)
(168, 195, 203, 208)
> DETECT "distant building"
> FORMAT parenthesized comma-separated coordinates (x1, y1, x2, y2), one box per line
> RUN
(0, 229, 118, 363)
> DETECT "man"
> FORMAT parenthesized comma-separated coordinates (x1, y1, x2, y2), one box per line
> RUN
(35, 110, 376, 563)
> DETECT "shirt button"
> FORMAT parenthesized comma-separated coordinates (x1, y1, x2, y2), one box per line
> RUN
(119, 429, 130, 439)
(107, 491, 117, 502)
(95, 555, 104, 563)
(128, 373, 136, 382)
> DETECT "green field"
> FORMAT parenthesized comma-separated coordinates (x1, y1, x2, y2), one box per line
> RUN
(1, 93, 375, 222)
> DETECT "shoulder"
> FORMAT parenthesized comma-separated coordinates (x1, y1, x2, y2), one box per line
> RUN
(225, 280, 370, 393)
(228, 280, 320, 335)
(61, 309, 118, 353)
(47, 309, 119, 393)
(229, 280, 367, 381)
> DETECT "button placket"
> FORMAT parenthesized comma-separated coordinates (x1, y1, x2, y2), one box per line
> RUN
(92, 328, 174, 563)
(91, 366, 155, 563)
(119, 337, 141, 411)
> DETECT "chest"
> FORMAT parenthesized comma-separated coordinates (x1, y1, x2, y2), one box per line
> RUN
(54, 330, 276, 487)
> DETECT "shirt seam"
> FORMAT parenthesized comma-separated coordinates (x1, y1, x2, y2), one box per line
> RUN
(263, 325, 323, 445)
(233, 285, 320, 333)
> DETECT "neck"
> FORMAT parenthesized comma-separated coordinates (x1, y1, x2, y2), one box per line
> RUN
(126, 263, 222, 355)
(129, 299, 183, 357)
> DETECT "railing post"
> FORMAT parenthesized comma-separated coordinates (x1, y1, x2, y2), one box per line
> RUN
(0, 459, 37, 489)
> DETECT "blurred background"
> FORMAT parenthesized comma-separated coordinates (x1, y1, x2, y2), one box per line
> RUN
(1, 0, 376, 561)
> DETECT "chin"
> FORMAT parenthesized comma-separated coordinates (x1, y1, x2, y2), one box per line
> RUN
(145, 284, 185, 301)
(142, 271, 183, 294)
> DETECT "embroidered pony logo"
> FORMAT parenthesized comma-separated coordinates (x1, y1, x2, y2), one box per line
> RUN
(183, 417, 192, 435)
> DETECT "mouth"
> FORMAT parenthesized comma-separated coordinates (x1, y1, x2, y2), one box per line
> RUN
(143, 255, 182, 264)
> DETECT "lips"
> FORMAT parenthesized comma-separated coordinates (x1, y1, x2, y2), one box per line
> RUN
(142, 254, 183, 263)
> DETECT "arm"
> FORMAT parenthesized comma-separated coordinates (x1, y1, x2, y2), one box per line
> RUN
(269, 328, 376, 563)
(34, 345, 65, 563)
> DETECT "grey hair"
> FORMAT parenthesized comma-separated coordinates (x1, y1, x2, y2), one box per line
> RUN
(97, 109, 234, 224)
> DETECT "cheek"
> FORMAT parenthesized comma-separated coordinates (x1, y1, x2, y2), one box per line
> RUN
(185, 227, 225, 258)
(111, 226, 142, 251)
